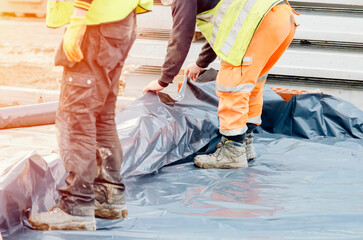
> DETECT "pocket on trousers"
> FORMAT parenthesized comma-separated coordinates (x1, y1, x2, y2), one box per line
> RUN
(59, 71, 96, 113)
(54, 41, 77, 68)
(97, 20, 136, 69)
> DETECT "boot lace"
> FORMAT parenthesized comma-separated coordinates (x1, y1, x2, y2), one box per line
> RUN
(211, 142, 229, 161)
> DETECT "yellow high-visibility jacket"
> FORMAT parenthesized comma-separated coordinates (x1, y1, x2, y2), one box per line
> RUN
(196, 0, 284, 66)
(46, 0, 153, 28)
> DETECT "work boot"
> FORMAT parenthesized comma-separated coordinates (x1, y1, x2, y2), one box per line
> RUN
(246, 132, 256, 161)
(94, 182, 128, 220)
(194, 137, 248, 169)
(28, 207, 96, 231)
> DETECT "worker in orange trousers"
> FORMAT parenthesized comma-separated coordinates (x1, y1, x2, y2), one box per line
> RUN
(143, 0, 298, 169)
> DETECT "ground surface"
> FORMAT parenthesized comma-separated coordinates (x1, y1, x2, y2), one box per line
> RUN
(0, 15, 63, 90)
(0, 15, 129, 100)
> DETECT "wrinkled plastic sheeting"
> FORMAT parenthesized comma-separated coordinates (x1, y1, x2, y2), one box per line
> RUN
(0, 79, 221, 237)
(116, 79, 220, 178)
(261, 87, 363, 139)
(117, 74, 362, 178)
(6, 133, 363, 240)
(0, 152, 65, 237)
(1, 73, 363, 238)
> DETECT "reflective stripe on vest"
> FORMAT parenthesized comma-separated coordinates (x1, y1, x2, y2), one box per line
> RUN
(219, 0, 258, 56)
(46, 0, 153, 28)
(196, 0, 283, 66)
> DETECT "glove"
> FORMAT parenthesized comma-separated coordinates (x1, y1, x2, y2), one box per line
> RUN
(63, 16, 87, 62)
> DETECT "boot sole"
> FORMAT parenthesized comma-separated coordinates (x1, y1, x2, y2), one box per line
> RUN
(194, 160, 247, 169)
(95, 206, 128, 220)
(246, 144, 256, 161)
(247, 152, 256, 161)
(28, 218, 96, 231)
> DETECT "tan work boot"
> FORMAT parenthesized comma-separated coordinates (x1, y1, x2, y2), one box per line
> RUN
(246, 132, 256, 161)
(94, 200, 128, 220)
(94, 182, 128, 220)
(28, 207, 96, 231)
(194, 137, 248, 169)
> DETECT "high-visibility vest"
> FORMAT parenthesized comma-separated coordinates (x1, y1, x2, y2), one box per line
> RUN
(196, 0, 284, 66)
(46, 0, 153, 28)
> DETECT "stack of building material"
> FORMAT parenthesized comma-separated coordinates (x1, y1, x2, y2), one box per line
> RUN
(0, 0, 47, 17)
(124, 0, 208, 97)
(125, 0, 363, 109)
(270, 0, 363, 108)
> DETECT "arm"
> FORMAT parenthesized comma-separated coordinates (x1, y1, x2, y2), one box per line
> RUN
(73, 0, 93, 12)
(143, 0, 198, 93)
(185, 41, 217, 81)
(159, 0, 198, 87)
(195, 41, 217, 69)
(63, 0, 93, 62)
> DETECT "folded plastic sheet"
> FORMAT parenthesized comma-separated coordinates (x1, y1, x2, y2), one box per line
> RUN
(0, 152, 65, 237)
(1, 73, 363, 239)
(116, 78, 220, 178)
(117, 72, 363, 178)
(261, 88, 363, 139)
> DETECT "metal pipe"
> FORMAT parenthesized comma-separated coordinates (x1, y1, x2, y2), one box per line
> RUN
(0, 102, 58, 129)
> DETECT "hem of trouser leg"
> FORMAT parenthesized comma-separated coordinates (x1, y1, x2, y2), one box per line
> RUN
(58, 201, 95, 216)
(220, 126, 247, 136)
(257, 73, 268, 83)
(247, 115, 262, 125)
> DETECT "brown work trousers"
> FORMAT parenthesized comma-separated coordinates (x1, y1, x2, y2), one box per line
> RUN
(54, 11, 136, 216)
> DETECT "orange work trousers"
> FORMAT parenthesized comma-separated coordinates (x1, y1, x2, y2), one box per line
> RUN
(216, 4, 297, 136)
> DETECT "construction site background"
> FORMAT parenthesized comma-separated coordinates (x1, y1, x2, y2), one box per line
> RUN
(1, 0, 363, 109)
(0, 11, 133, 106)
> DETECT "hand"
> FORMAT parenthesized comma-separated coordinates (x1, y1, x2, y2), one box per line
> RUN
(185, 62, 203, 81)
(63, 16, 87, 62)
(142, 80, 165, 94)
(161, 0, 173, 6)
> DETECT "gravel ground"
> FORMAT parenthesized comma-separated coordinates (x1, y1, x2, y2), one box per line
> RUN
(0, 15, 131, 101)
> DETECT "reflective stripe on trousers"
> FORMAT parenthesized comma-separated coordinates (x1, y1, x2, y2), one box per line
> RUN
(217, 4, 297, 136)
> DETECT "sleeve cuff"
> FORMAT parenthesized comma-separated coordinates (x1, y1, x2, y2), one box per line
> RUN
(158, 80, 169, 88)
(74, 0, 92, 11)
(159, 73, 174, 87)
(195, 60, 209, 69)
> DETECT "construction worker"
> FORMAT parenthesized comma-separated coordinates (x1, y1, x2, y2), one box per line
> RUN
(28, 0, 153, 230)
(143, 0, 297, 169)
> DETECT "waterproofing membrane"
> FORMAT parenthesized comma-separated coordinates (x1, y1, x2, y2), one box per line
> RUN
(1, 72, 363, 239)
(260, 87, 363, 139)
